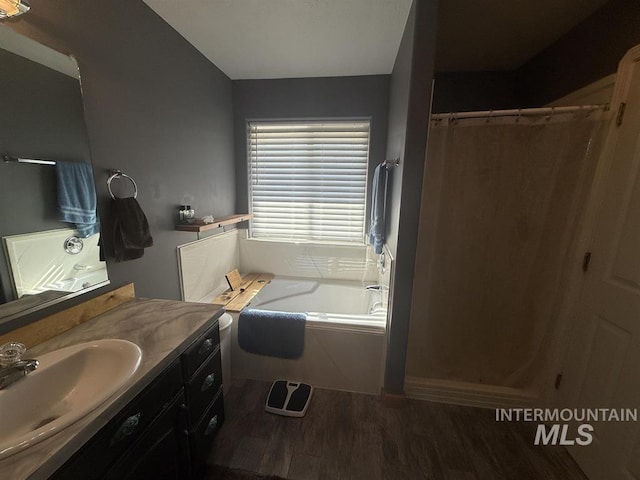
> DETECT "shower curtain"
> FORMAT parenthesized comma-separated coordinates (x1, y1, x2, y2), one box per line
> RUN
(406, 109, 606, 390)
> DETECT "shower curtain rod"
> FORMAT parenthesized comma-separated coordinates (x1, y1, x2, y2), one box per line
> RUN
(431, 104, 608, 121)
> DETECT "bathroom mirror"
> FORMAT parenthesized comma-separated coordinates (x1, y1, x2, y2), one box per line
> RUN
(0, 26, 110, 323)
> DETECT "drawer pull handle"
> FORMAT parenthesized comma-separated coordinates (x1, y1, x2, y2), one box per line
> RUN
(198, 338, 213, 356)
(111, 413, 141, 445)
(205, 415, 218, 436)
(201, 373, 216, 391)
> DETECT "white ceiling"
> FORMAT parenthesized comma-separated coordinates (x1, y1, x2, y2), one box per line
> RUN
(143, 0, 412, 79)
(143, 0, 610, 79)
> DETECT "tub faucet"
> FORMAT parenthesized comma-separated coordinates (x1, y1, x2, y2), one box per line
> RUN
(369, 302, 386, 315)
(366, 284, 388, 292)
(0, 342, 38, 390)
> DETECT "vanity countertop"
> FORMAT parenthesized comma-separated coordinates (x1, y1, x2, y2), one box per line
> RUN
(0, 298, 224, 480)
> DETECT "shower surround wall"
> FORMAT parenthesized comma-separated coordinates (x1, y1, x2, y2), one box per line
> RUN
(406, 111, 606, 405)
(238, 233, 378, 282)
(178, 230, 379, 303)
(177, 230, 240, 303)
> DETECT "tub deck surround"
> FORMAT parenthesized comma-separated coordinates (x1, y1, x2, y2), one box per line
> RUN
(213, 272, 274, 312)
(0, 298, 224, 480)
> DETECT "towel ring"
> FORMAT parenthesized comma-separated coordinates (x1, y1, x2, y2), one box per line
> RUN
(107, 170, 138, 199)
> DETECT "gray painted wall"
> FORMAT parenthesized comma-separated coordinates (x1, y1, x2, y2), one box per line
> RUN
(517, 0, 640, 106)
(0, 48, 90, 303)
(432, 0, 640, 112)
(432, 71, 519, 112)
(232, 75, 390, 225)
(384, 0, 438, 394)
(13, 0, 235, 300)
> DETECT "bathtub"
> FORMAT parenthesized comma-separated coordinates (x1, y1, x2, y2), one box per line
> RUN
(230, 276, 387, 394)
(248, 277, 386, 330)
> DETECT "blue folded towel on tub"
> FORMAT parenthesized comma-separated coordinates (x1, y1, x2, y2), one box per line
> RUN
(238, 309, 306, 359)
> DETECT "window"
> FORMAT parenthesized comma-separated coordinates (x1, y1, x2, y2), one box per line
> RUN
(248, 120, 370, 243)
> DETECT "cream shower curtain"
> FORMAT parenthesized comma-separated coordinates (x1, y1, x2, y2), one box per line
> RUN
(407, 110, 606, 390)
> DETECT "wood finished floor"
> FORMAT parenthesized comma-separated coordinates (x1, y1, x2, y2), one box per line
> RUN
(209, 379, 588, 480)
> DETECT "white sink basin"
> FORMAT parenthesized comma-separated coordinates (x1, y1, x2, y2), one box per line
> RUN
(0, 339, 142, 459)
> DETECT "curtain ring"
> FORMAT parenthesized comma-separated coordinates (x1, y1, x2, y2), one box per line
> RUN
(486, 110, 493, 123)
(546, 107, 555, 121)
(107, 170, 138, 199)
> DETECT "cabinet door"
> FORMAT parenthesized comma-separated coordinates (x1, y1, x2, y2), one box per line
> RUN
(51, 360, 183, 480)
(104, 391, 190, 480)
(190, 390, 225, 478)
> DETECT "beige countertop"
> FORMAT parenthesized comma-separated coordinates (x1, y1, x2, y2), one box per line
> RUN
(0, 298, 224, 480)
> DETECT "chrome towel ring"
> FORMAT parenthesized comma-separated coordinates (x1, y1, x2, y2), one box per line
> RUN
(107, 170, 138, 199)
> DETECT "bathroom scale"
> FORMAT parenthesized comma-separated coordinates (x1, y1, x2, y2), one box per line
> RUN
(265, 380, 314, 417)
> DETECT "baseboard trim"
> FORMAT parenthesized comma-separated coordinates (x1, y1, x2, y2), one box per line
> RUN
(404, 376, 538, 409)
(380, 388, 408, 408)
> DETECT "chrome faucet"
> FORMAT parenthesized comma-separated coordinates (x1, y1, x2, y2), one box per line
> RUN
(0, 342, 38, 390)
(369, 301, 386, 315)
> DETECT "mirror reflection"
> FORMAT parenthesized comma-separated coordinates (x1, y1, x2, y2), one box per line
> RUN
(0, 26, 109, 320)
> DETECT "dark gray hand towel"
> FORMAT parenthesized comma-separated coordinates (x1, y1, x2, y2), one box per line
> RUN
(112, 197, 153, 262)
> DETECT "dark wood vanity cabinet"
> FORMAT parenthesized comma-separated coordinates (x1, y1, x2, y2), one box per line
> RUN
(182, 319, 225, 477)
(52, 316, 224, 480)
(102, 390, 190, 480)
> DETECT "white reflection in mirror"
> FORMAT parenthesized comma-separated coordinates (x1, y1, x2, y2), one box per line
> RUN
(4, 229, 108, 298)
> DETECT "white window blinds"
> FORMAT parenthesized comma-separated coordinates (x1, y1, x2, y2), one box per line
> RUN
(248, 120, 370, 243)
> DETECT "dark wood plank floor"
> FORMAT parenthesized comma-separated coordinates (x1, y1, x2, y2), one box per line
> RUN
(209, 379, 587, 480)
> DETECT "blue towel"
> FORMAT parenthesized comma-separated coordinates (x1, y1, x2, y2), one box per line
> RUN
(56, 161, 99, 238)
(238, 309, 306, 359)
(368, 163, 387, 254)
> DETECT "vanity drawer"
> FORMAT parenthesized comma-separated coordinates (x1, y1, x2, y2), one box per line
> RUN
(185, 347, 222, 427)
(182, 319, 220, 380)
(52, 360, 183, 480)
(189, 390, 225, 476)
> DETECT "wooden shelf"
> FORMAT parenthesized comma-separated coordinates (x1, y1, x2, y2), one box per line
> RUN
(212, 272, 274, 312)
(175, 214, 252, 234)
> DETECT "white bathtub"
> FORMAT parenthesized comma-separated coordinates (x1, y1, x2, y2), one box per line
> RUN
(230, 276, 387, 394)
(248, 277, 386, 329)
